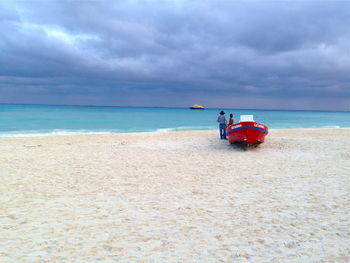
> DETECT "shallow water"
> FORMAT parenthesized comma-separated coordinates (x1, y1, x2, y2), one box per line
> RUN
(0, 104, 349, 137)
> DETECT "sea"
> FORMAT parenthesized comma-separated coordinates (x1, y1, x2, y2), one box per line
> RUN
(0, 104, 349, 137)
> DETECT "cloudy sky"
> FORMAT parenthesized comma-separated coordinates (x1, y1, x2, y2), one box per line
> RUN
(1, 0, 349, 110)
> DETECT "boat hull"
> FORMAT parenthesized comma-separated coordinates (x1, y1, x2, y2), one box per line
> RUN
(226, 121, 268, 147)
(190, 107, 205, 110)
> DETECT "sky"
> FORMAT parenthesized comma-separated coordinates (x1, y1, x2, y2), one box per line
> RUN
(0, 0, 349, 111)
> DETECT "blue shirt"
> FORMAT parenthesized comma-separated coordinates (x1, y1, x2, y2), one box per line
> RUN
(217, 115, 226, 124)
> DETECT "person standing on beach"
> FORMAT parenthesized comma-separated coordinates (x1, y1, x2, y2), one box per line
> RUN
(217, 111, 227, 139)
(228, 114, 234, 126)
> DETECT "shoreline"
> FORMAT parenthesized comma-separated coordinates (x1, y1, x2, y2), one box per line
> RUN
(1, 129, 349, 261)
(1, 127, 349, 139)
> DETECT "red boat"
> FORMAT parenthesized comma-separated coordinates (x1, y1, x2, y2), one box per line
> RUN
(226, 115, 268, 148)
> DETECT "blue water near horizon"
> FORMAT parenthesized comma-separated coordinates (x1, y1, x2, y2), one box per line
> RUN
(0, 104, 349, 137)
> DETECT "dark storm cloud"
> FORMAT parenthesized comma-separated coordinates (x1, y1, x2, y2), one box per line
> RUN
(0, 0, 349, 110)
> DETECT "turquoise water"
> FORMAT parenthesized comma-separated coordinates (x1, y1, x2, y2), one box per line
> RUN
(0, 104, 349, 137)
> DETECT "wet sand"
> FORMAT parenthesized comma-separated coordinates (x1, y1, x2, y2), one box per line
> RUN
(0, 129, 349, 262)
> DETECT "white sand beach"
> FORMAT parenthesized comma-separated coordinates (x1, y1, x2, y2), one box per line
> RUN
(0, 129, 349, 262)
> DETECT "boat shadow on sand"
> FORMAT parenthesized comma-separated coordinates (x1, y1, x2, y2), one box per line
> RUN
(209, 138, 265, 152)
(229, 142, 264, 151)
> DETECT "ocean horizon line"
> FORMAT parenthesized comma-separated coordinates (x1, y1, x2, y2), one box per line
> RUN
(1, 103, 349, 113)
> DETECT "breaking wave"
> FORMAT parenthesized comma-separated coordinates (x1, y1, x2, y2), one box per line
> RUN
(0, 129, 115, 138)
(0, 126, 217, 138)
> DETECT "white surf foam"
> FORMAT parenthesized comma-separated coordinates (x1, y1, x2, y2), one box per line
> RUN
(319, 125, 341, 128)
(0, 129, 115, 138)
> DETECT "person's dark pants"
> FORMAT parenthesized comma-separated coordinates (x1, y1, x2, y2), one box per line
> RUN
(219, 124, 227, 139)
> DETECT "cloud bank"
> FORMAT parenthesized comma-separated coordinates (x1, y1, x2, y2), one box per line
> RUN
(1, 0, 349, 110)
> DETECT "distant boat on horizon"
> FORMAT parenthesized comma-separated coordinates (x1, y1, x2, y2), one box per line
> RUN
(190, 104, 205, 110)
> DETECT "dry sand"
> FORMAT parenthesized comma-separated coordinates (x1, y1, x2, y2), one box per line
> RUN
(0, 129, 349, 262)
